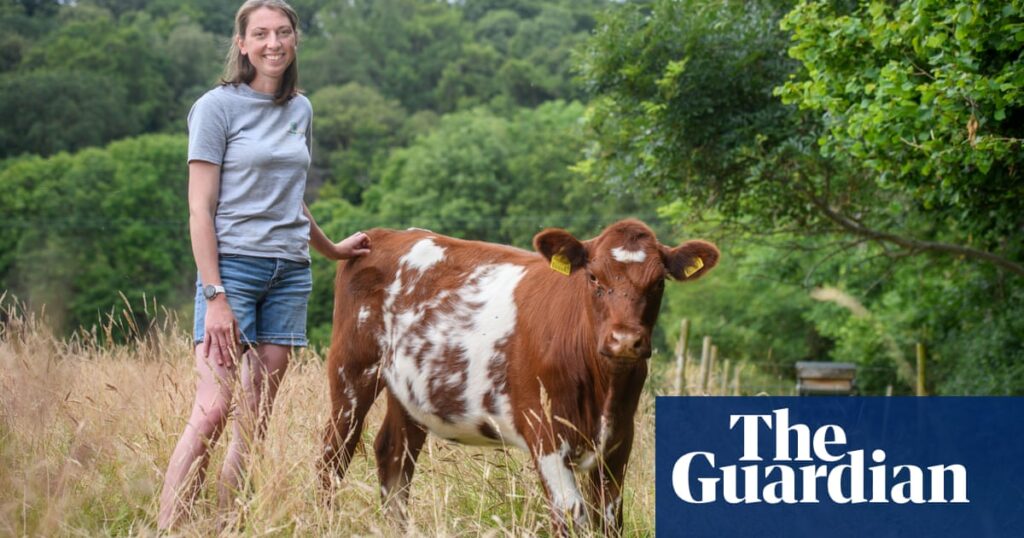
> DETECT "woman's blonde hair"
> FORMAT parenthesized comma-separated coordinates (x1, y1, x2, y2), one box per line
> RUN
(221, 0, 300, 105)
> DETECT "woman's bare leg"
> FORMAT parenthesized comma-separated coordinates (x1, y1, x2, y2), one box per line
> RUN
(157, 346, 236, 530)
(217, 343, 291, 508)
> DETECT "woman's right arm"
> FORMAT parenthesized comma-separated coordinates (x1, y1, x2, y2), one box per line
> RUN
(188, 160, 239, 368)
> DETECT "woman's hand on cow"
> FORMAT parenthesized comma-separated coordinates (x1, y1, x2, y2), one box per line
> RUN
(332, 231, 372, 260)
(203, 298, 240, 368)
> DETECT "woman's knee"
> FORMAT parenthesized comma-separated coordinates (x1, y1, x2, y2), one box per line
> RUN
(189, 391, 232, 437)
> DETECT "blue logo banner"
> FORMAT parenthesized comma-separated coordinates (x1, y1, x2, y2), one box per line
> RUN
(655, 397, 1024, 538)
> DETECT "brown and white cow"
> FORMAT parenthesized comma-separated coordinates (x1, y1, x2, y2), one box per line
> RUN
(319, 219, 718, 534)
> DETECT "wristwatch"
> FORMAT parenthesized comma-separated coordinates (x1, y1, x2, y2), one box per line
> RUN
(203, 284, 226, 301)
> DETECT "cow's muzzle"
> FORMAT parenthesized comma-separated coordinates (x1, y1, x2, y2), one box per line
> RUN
(600, 329, 651, 360)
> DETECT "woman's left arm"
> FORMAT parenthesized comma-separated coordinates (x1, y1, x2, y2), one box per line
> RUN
(304, 203, 372, 260)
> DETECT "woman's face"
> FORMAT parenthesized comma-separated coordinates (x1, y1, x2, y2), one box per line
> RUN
(238, 7, 296, 85)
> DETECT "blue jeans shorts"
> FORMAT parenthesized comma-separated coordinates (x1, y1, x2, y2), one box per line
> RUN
(193, 254, 313, 347)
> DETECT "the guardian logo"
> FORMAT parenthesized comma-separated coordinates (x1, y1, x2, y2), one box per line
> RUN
(672, 408, 969, 505)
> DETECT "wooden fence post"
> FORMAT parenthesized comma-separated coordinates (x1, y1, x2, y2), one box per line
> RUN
(732, 363, 744, 396)
(698, 336, 712, 394)
(674, 319, 690, 395)
(916, 342, 927, 396)
(705, 345, 718, 394)
(720, 359, 731, 397)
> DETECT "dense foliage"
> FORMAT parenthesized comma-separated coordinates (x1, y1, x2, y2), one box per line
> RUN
(0, 135, 191, 331)
(1, 0, 1020, 394)
(579, 0, 1024, 393)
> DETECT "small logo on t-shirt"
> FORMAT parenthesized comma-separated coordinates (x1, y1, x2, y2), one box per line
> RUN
(287, 122, 303, 135)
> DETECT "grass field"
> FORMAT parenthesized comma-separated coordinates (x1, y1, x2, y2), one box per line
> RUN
(0, 305, 687, 536)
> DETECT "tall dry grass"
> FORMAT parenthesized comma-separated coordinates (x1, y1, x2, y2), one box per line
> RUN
(0, 301, 727, 536)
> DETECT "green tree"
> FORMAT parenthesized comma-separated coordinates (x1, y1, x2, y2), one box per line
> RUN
(578, 0, 796, 212)
(309, 83, 408, 203)
(776, 0, 1024, 275)
(164, 19, 222, 111)
(5, 7, 174, 157)
(0, 70, 138, 158)
(436, 42, 503, 111)
(10, 0, 61, 19)
(772, 0, 1024, 393)
(578, 0, 1024, 393)
(364, 107, 515, 240)
(472, 9, 521, 55)
(0, 135, 191, 335)
(302, 0, 466, 110)
(501, 100, 638, 245)
(360, 102, 627, 246)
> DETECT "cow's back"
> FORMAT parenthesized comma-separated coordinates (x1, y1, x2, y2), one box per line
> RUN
(330, 228, 540, 449)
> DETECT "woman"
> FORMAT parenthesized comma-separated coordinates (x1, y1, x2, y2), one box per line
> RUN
(157, 0, 369, 528)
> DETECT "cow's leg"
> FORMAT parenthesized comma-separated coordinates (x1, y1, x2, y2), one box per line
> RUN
(374, 392, 427, 526)
(587, 463, 626, 536)
(586, 425, 634, 536)
(319, 356, 384, 492)
(531, 443, 589, 536)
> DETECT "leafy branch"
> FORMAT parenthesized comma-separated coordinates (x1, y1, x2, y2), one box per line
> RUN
(796, 179, 1024, 278)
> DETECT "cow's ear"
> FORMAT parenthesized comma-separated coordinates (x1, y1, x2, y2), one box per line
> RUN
(533, 228, 588, 271)
(662, 240, 719, 281)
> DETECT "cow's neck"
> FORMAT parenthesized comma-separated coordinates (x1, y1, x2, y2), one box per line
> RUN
(598, 355, 647, 429)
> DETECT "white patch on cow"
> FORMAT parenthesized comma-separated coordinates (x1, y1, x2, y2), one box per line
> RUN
(378, 262, 528, 450)
(357, 305, 370, 327)
(337, 366, 359, 413)
(539, 444, 586, 527)
(401, 238, 446, 272)
(611, 246, 646, 263)
(334, 365, 360, 436)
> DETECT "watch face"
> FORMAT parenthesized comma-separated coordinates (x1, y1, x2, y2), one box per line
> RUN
(203, 285, 216, 300)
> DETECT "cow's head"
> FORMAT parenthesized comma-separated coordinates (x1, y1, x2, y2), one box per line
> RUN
(533, 219, 718, 363)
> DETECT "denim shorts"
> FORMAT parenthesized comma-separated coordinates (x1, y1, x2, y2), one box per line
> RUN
(193, 254, 313, 347)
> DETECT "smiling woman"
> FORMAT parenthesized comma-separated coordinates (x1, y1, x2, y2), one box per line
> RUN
(156, 0, 372, 531)
(227, 3, 298, 102)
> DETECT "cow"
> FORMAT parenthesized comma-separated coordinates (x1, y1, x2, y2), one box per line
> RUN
(319, 219, 719, 535)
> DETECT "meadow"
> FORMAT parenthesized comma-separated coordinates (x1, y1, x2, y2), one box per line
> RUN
(0, 304, 673, 536)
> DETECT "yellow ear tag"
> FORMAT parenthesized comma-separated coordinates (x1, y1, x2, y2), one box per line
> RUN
(550, 253, 572, 276)
(683, 257, 704, 278)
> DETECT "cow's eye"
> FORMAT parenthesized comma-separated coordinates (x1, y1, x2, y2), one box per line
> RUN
(588, 273, 598, 284)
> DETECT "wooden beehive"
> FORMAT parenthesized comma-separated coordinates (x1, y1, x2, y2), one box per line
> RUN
(795, 361, 857, 395)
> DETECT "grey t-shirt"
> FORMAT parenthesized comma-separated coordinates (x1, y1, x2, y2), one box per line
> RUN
(187, 83, 313, 262)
